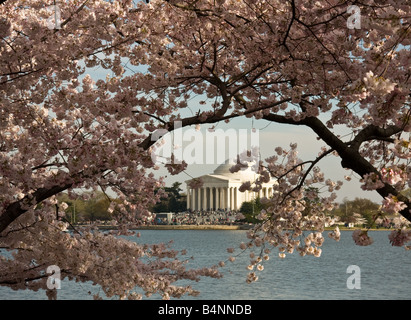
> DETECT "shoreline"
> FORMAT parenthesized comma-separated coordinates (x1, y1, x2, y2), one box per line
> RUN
(89, 224, 396, 231)
(96, 224, 253, 231)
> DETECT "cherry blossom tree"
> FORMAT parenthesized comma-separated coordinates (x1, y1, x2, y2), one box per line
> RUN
(0, 0, 411, 298)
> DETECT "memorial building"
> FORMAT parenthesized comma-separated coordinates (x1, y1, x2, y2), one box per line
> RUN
(185, 160, 275, 211)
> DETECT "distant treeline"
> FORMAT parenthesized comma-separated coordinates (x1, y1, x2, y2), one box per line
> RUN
(58, 183, 406, 226)
(57, 191, 112, 223)
(57, 182, 187, 222)
(151, 182, 187, 213)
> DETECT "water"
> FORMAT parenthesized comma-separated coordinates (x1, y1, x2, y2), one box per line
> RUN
(0, 230, 410, 300)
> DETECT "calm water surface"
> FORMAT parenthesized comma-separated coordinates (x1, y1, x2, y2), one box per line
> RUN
(1, 230, 410, 300)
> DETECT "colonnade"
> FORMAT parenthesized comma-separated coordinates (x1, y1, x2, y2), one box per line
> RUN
(186, 186, 274, 211)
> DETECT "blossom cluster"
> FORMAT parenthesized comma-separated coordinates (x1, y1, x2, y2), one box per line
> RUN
(360, 173, 385, 191)
(352, 229, 374, 246)
(388, 229, 411, 249)
(224, 144, 342, 283)
(381, 195, 407, 215)
(0, 206, 223, 299)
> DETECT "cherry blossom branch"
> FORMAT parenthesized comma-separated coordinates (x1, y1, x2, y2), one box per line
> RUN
(303, 117, 411, 222)
(274, 148, 335, 200)
(349, 124, 403, 150)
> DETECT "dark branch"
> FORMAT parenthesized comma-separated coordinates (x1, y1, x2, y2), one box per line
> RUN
(349, 124, 403, 150)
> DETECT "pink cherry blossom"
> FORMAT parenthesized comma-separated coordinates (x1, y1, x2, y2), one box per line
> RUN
(328, 226, 341, 242)
(381, 195, 407, 214)
(352, 230, 374, 246)
(187, 178, 204, 189)
(388, 229, 411, 247)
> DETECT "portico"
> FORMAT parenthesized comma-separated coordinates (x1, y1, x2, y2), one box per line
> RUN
(186, 160, 275, 211)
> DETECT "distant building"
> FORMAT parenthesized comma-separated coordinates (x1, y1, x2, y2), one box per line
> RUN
(185, 160, 276, 211)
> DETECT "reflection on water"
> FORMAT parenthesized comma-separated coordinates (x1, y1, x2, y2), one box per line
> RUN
(0, 230, 410, 300)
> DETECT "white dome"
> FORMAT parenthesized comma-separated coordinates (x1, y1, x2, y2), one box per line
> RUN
(212, 160, 235, 175)
(212, 159, 257, 180)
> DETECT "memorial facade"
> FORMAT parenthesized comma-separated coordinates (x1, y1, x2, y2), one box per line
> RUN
(185, 160, 275, 211)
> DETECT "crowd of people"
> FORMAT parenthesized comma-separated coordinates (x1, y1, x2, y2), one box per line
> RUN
(154, 209, 245, 226)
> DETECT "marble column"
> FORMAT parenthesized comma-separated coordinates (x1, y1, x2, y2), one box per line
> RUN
(234, 187, 238, 210)
(202, 187, 207, 210)
(219, 187, 223, 209)
(191, 188, 196, 211)
(227, 187, 231, 210)
(187, 188, 190, 210)
(230, 187, 234, 210)
(197, 188, 201, 211)
(216, 187, 220, 210)
(210, 187, 214, 210)
(222, 188, 226, 210)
